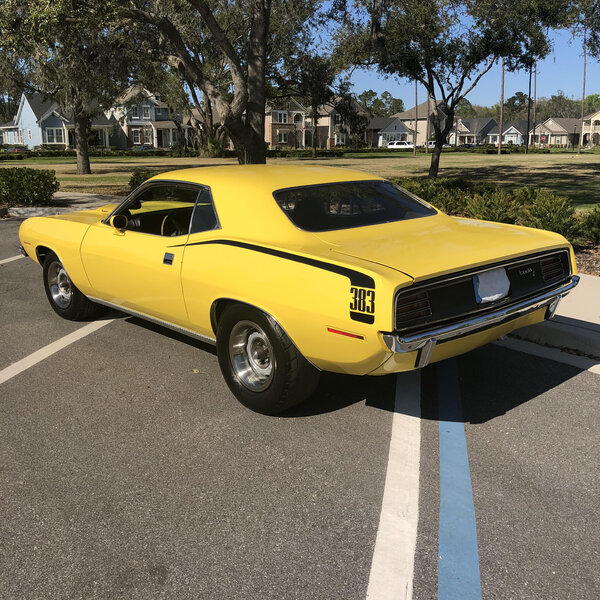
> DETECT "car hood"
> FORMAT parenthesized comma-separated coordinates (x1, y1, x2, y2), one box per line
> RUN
(315, 213, 569, 282)
(46, 203, 118, 225)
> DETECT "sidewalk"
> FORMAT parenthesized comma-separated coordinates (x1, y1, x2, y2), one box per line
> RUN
(3, 191, 599, 361)
(511, 273, 600, 360)
(5, 191, 123, 218)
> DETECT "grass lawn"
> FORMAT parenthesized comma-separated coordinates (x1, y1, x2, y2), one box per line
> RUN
(2, 151, 599, 211)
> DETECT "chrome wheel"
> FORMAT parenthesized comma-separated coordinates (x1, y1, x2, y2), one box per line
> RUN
(47, 261, 72, 308)
(229, 320, 275, 392)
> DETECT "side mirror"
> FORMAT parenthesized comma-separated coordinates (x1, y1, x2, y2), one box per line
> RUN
(110, 214, 128, 231)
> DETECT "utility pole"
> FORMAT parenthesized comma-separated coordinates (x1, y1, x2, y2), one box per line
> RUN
(525, 64, 532, 154)
(413, 80, 417, 157)
(425, 92, 430, 154)
(579, 26, 587, 154)
(498, 57, 504, 155)
(532, 61, 537, 148)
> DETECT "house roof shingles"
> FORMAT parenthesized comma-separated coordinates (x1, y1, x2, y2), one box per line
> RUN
(392, 100, 443, 120)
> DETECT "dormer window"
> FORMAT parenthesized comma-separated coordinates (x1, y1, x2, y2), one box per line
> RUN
(143, 106, 150, 119)
(131, 105, 139, 119)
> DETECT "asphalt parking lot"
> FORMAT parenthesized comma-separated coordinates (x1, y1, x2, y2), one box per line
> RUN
(1, 218, 598, 600)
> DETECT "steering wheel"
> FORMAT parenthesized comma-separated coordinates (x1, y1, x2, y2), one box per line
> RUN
(161, 213, 183, 236)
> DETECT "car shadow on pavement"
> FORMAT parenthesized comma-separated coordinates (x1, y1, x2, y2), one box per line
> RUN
(419, 344, 585, 425)
(280, 372, 396, 417)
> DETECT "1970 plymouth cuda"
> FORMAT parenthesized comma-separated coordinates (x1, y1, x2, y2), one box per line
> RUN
(19, 165, 579, 414)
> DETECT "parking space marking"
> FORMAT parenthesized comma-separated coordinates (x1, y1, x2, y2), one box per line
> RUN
(0, 320, 115, 385)
(0, 254, 24, 265)
(494, 338, 600, 375)
(437, 359, 482, 600)
(366, 371, 421, 600)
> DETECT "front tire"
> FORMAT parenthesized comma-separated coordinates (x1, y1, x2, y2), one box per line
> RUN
(43, 252, 101, 321)
(216, 304, 319, 415)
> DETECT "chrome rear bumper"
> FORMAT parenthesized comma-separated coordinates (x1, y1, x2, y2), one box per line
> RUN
(382, 275, 580, 368)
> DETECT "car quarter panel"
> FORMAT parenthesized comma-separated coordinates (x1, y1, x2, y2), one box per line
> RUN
(179, 233, 412, 375)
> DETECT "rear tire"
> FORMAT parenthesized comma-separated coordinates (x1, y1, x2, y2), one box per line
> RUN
(216, 304, 319, 415)
(42, 252, 101, 321)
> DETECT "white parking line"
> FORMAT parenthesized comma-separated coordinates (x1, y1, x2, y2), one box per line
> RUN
(0, 254, 24, 265)
(494, 338, 600, 375)
(366, 371, 421, 600)
(0, 320, 115, 385)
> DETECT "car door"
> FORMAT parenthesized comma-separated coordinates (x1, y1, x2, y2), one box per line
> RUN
(80, 182, 201, 327)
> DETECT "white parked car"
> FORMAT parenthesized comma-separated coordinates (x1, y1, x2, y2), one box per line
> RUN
(387, 140, 414, 150)
(423, 141, 452, 149)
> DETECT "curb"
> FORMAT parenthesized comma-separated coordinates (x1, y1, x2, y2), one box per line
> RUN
(512, 318, 600, 360)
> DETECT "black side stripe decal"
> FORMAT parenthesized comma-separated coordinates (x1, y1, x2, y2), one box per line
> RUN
(172, 239, 375, 289)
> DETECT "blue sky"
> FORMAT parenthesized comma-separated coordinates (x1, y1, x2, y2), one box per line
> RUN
(349, 29, 600, 108)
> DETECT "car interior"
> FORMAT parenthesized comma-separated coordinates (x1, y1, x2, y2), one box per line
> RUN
(117, 184, 217, 236)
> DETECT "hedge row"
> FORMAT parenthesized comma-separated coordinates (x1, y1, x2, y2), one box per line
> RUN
(0, 167, 60, 205)
(391, 176, 599, 245)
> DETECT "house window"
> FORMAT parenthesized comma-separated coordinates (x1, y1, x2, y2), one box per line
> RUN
(45, 128, 64, 144)
(334, 113, 342, 125)
(131, 105, 139, 119)
(275, 111, 288, 124)
(28, 129, 32, 140)
(334, 132, 346, 145)
(278, 132, 288, 144)
(143, 106, 150, 119)
(144, 129, 152, 145)
(132, 129, 141, 144)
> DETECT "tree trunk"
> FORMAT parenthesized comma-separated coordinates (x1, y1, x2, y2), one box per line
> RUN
(225, 119, 266, 164)
(427, 107, 454, 178)
(73, 112, 91, 175)
(311, 112, 319, 158)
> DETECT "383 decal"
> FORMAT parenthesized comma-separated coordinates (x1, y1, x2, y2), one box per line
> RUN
(349, 286, 375, 324)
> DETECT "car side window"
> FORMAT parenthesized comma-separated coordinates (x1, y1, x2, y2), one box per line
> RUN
(122, 184, 199, 237)
(189, 187, 219, 234)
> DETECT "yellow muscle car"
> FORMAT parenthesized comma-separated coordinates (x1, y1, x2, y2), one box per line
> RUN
(19, 165, 579, 414)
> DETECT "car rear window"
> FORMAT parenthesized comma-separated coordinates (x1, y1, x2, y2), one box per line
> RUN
(273, 180, 436, 232)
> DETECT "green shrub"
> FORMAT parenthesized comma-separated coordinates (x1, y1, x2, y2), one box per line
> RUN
(465, 190, 520, 223)
(0, 167, 59, 205)
(516, 189, 580, 242)
(581, 207, 600, 245)
(128, 170, 156, 191)
(392, 176, 492, 215)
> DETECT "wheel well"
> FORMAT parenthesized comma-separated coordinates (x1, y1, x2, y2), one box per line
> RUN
(35, 246, 54, 266)
(210, 299, 239, 334)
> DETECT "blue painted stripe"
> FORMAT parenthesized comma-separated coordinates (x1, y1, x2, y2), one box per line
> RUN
(437, 359, 482, 600)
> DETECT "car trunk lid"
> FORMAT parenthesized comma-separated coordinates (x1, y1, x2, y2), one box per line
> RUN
(314, 213, 568, 281)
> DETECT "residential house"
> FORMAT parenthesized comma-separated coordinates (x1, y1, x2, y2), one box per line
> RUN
(392, 100, 447, 146)
(106, 85, 181, 149)
(449, 117, 497, 145)
(305, 97, 367, 148)
(364, 116, 413, 147)
(265, 99, 308, 149)
(529, 118, 580, 147)
(0, 92, 113, 149)
(582, 110, 600, 146)
(486, 120, 528, 146)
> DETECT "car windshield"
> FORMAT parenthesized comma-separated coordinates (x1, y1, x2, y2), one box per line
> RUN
(273, 180, 436, 232)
